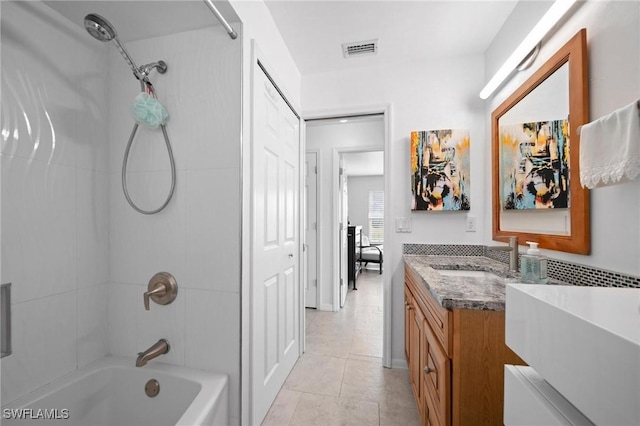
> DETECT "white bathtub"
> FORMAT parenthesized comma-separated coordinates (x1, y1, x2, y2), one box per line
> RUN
(1, 356, 228, 426)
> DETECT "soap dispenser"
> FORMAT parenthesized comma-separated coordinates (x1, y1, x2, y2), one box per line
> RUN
(520, 241, 548, 284)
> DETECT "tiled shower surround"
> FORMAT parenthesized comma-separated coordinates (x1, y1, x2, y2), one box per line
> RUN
(403, 244, 640, 289)
(2, 3, 242, 423)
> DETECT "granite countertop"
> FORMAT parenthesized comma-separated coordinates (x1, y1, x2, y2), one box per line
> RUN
(404, 255, 521, 311)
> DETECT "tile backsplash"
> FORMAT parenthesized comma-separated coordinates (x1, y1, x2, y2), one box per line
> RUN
(403, 244, 484, 257)
(403, 244, 640, 289)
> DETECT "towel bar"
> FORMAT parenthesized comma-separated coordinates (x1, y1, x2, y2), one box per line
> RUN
(577, 99, 640, 135)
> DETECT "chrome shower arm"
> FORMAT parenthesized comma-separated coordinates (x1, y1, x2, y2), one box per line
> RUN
(139, 61, 168, 77)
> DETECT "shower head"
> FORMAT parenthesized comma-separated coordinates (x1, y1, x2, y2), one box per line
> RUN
(84, 14, 117, 42)
(83, 13, 142, 80)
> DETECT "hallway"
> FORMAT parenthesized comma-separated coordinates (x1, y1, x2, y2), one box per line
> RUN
(262, 269, 421, 425)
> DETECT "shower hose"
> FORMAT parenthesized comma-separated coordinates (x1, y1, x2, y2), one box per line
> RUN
(122, 109, 176, 215)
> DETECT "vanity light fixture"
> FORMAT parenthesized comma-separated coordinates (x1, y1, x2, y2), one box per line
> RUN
(479, 0, 577, 100)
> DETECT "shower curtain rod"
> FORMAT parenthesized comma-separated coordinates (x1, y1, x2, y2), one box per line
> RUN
(203, 0, 238, 40)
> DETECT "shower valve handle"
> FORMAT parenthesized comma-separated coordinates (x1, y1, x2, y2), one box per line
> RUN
(144, 285, 166, 311)
(144, 272, 178, 311)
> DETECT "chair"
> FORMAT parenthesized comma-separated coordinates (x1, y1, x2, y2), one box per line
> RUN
(359, 234, 383, 274)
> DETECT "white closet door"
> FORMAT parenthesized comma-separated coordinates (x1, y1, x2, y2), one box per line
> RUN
(251, 62, 300, 424)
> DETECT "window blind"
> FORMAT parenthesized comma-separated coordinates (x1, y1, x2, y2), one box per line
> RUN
(368, 190, 384, 244)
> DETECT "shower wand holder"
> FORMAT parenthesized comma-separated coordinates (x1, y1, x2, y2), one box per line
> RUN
(139, 61, 168, 77)
(137, 61, 168, 86)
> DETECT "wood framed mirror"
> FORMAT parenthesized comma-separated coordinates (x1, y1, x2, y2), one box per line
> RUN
(491, 29, 590, 254)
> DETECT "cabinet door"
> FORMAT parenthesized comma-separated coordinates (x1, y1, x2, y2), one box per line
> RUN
(423, 318, 451, 425)
(405, 265, 451, 356)
(410, 301, 424, 411)
(423, 377, 442, 426)
(404, 286, 412, 361)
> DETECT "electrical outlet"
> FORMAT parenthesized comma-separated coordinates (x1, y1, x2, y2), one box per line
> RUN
(465, 215, 477, 232)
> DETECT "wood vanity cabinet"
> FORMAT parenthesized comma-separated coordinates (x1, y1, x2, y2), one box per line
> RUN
(404, 264, 524, 426)
(404, 287, 425, 415)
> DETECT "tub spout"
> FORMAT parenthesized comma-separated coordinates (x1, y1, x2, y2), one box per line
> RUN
(136, 339, 170, 367)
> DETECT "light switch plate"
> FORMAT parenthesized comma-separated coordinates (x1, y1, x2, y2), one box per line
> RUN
(395, 217, 412, 233)
(465, 215, 477, 232)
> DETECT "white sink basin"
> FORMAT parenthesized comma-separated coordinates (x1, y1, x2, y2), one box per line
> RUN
(436, 269, 500, 279)
(506, 284, 640, 425)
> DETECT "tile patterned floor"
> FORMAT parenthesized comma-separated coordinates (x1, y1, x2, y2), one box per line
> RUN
(262, 269, 421, 426)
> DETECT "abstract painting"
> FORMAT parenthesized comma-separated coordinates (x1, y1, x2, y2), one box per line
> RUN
(411, 129, 470, 211)
(500, 119, 569, 210)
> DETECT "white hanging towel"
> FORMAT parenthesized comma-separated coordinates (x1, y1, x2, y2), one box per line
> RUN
(579, 100, 640, 188)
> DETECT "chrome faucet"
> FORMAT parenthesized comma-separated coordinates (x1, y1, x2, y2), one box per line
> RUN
(488, 236, 519, 272)
(136, 339, 170, 367)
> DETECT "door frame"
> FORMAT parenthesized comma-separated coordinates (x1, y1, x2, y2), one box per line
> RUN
(306, 105, 392, 368)
(332, 146, 382, 311)
(242, 41, 306, 425)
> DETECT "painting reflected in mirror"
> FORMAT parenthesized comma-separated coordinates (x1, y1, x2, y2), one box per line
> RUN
(500, 120, 569, 210)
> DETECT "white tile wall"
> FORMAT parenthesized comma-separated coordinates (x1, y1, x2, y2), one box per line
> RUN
(77, 283, 108, 367)
(1, 291, 77, 404)
(109, 170, 187, 286)
(1, 1, 110, 404)
(76, 169, 109, 288)
(1, 155, 77, 304)
(106, 27, 242, 175)
(0, 2, 108, 169)
(107, 282, 140, 358)
(106, 25, 242, 421)
(186, 168, 241, 292)
(185, 289, 240, 419)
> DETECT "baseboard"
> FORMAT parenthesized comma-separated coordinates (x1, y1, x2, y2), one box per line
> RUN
(319, 303, 335, 312)
(391, 358, 408, 369)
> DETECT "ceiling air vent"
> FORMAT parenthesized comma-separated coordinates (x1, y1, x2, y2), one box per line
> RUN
(342, 39, 378, 58)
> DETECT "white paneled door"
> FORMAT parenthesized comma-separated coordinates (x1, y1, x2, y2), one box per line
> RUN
(251, 62, 300, 424)
(339, 159, 348, 308)
(305, 152, 318, 308)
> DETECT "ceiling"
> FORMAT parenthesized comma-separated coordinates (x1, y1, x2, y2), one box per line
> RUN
(44, 1, 518, 77)
(264, 0, 519, 76)
(44, 1, 238, 42)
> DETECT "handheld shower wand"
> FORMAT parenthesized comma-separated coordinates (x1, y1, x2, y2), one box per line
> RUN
(83, 14, 167, 87)
(84, 13, 175, 215)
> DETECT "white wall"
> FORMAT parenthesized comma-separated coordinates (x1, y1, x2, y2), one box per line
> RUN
(306, 118, 385, 309)
(106, 25, 242, 424)
(1, 1, 110, 404)
(303, 0, 640, 367)
(348, 175, 384, 238)
(484, 1, 553, 81)
(303, 54, 486, 366)
(230, 0, 301, 105)
(484, 0, 640, 276)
